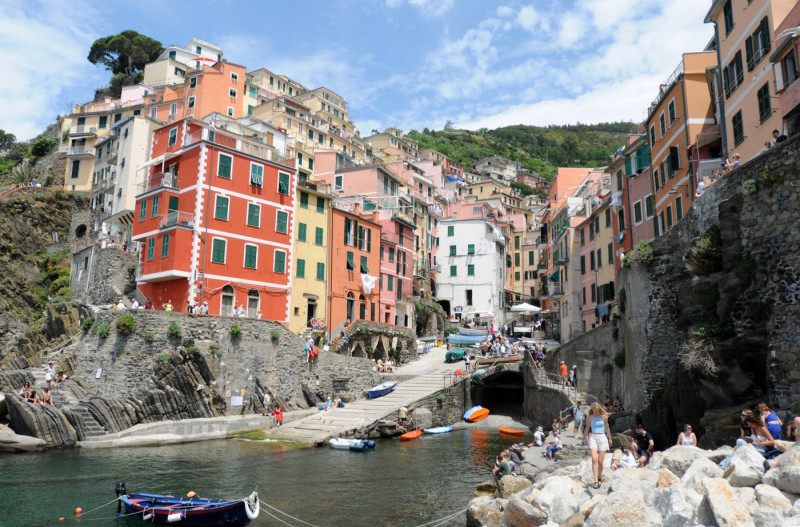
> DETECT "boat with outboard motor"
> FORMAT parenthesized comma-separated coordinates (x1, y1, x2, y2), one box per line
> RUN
(328, 437, 376, 451)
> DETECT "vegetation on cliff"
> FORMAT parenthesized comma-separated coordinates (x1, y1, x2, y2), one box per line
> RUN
(407, 122, 634, 179)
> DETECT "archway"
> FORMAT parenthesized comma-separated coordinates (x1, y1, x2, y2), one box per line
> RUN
(437, 300, 450, 317)
(346, 293, 354, 323)
(221, 285, 235, 316)
(474, 370, 525, 417)
(247, 289, 260, 318)
(75, 224, 87, 239)
(358, 294, 366, 320)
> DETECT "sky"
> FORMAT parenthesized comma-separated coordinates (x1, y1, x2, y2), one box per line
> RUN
(1, 0, 714, 141)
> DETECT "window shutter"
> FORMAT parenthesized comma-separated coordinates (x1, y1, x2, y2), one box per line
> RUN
(745, 36, 754, 71)
(360, 255, 368, 273)
(344, 217, 351, 245)
(274, 250, 285, 273)
(219, 155, 231, 178)
(367, 228, 371, 252)
(315, 227, 323, 245)
(296, 258, 305, 278)
(775, 62, 785, 92)
(624, 156, 632, 175)
(346, 251, 355, 270)
(761, 17, 770, 52)
(298, 223, 306, 241)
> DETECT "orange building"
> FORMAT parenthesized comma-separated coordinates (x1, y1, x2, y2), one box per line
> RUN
(646, 52, 717, 236)
(327, 203, 381, 338)
(131, 118, 296, 320)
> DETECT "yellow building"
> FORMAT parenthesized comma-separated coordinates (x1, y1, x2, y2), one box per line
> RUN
(364, 128, 419, 162)
(289, 181, 332, 337)
(296, 87, 365, 162)
(465, 179, 524, 209)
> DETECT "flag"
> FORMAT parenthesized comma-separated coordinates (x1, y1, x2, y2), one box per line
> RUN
(208, 118, 218, 130)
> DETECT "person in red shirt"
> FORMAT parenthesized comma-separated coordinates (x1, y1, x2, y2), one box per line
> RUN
(271, 406, 284, 426)
(559, 361, 568, 387)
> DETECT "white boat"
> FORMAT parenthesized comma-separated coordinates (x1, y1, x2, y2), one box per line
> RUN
(367, 381, 397, 398)
(423, 425, 453, 434)
(328, 438, 375, 451)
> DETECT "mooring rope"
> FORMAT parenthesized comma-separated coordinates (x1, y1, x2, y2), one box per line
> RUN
(259, 498, 322, 527)
(59, 497, 120, 521)
(413, 506, 469, 527)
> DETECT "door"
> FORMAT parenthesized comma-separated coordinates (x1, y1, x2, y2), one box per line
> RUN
(247, 289, 259, 318)
(306, 301, 317, 327)
(221, 285, 235, 316)
(167, 196, 179, 225)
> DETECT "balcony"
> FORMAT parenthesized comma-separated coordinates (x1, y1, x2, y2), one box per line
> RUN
(69, 125, 97, 137)
(392, 206, 416, 228)
(551, 286, 564, 297)
(140, 172, 179, 194)
(535, 236, 547, 247)
(696, 158, 723, 183)
(159, 211, 196, 230)
(555, 252, 569, 266)
(67, 146, 95, 158)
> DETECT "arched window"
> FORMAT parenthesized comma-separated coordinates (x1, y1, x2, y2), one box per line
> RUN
(346, 292, 354, 323)
(247, 289, 259, 318)
(75, 224, 87, 239)
(359, 294, 366, 320)
(221, 285, 235, 316)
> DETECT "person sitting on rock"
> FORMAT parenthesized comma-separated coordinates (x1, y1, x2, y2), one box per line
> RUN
(676, 424, 697, 446)
(41, 385, 54, 407)
(775, 416, 800, 453)
(492, 453, 511, 483)
(632, 424, 654, 467)
(528, 426, 545, 447)
(545, 432, 562, 460)
(27, 390, 44, 406)
(611, 447, 637, 471)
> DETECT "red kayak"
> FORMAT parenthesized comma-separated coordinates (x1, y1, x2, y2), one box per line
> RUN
(400, 429, 422, 441)
(499, 427, 525, 436)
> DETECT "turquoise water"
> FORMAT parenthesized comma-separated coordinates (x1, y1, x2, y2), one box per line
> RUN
(0, 429, 522, 527)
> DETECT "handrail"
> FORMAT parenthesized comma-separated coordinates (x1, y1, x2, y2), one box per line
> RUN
(41, 331, 82, 359)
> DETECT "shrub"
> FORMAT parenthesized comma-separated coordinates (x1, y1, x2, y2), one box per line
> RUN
(229, 324, 243, 338)
(436, 393, 445, 402)
(115, 314, 136, 335)
(494, 364, 505, 372)
(210, 344, 222, 357)
(127, 264, 138, 275)
(625, 241, 654, 267)
(93, 322, 111, 338)
(444, 326, 459, 336)
(691, 317, 734, 342)
(81, 316, 94, 332)
(678, 338, 719, 376)
(742, 179, 757, 194)
(156, 353, 171, 363)
(602, 363, 613, 373)
(144, 331, 155, 343)
(167, 322, 182, 339)
(613, 351, 625, 368)
(186, 345, 198, 355)
(269, 328, 280, 341)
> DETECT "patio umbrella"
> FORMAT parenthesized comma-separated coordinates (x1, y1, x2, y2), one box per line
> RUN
(510, 302, 541, 313)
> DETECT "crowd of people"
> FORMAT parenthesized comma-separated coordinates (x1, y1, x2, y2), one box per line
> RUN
(18, 362, 69, 409)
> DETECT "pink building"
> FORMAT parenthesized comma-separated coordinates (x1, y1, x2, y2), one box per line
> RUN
(379, 218, 414, 326)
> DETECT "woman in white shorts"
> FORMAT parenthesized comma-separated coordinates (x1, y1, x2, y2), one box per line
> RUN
(584, 402, 612, 489)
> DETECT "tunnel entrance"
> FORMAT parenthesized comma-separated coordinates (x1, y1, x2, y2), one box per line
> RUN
(474, 370, 525, 417)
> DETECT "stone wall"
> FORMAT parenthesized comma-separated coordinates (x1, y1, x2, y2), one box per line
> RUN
(335, 320, 416, 364)
(70, 246, 137, 305)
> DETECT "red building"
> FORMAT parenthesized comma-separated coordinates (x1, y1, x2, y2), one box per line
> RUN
(131, 118, 296, 320)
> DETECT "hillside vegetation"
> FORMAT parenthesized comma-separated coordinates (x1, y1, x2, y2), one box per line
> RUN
(407, 122, 635, 179)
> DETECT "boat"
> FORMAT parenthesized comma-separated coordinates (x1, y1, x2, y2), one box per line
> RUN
(444, 349, 466, 363)
(463, 405, 490, 422)
(468, 408, 490, 422)
(499, 427, 525, 436)
(458, 328, 490, 336)
(400, 429, 422, 441)
(472, 369, 486, 377)
(475, 353, 523, 369)
(447, 334, 487, 346)
(423, 425, 453, 434)
(367, 381, 397, 399)
(329, 437, 375, 451)
(119, 488, 259, 526)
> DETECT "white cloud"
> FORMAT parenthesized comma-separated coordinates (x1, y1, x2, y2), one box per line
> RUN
(384, 0, 454, 17)
(517, 5, 546, 33)
(0, 1, 104, 140)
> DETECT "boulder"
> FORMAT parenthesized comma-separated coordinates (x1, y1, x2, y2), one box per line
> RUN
(703, 477, 756, 527)
(609, 467, 658, 495)
(754, 484, 792, 511)
(549, 491, 579, 525)
(708, 445, 735, 464)
(656, 468, 681, 488)
(583, 490, 661, 527)
(763, 445, 800, 494)
(0, 428, 46, 452)
(682, 456, 724, 493)
(0, 392, 6, 418)
(527, 476, 585, 513)
(578, 493, 606, 517)
(724, 444, 766, 487)
(751, 509, 786, 527)
(466, 496, 506, 527)
(503, 494, 547, 527)
(476, 481, 497, 493)
(498, 475, 532, 498)
(651, 446, 709, 477)
(646, 486, 707, 527)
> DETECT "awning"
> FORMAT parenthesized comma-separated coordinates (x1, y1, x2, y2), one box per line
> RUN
(446, 175, 462, 182)
(549, 271, 560, 282)
(346, 251, 355, 270)
(137, 152, 180, 171)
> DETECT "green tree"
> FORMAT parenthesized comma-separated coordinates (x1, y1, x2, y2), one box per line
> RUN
(29, 138, 57, 158)
(0, 130, 16, 153)
(88, 30, 163, 81)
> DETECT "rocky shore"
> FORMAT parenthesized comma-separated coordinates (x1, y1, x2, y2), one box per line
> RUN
(468, 437, 800, 527)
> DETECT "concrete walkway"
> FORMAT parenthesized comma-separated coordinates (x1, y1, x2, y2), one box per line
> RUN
(267, 345, 464, 445)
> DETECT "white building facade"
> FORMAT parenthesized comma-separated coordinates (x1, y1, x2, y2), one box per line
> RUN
(437, 218, 507, 324)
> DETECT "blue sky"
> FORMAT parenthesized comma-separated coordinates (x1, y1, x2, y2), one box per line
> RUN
(1, 0, 713, 141)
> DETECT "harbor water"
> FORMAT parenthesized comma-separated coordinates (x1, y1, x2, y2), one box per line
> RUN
(0, 428, 525, 527)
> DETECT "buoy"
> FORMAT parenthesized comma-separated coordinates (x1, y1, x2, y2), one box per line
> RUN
(187, 491, 197, 498)
(75, 507, 83, 515)
(59, 518, 64, 521)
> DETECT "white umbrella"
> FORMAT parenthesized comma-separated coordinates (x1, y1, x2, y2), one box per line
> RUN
(510, 302, 541, 313)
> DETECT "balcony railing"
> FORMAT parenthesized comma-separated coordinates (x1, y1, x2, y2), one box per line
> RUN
(70, 126, 97, 136)
(68, 146, 94, 156)
(696, 158, 723, 183)
(392, 206, 416, 227)
(551, 287, 564, 296)
(555, 253, 569, 266)
(140, 172, 179, 194)
(159, 211, 195, 229)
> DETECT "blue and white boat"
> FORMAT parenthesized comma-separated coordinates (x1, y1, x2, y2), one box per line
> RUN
(423, 425, 453, 434)
(120, 489, 259, 526)
(447, 333, 487, 346)
(329, 438, 375, 451)
(367, 381, 397, 398)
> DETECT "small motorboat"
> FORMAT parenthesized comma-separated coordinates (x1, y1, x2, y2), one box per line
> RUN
(118, 486, 259, 526)
(472, 369, 486, 378)
(463, 406, 490, 422)
(329, 437, 374, 451)
(423, 425, 453, 434)
(499, 427, 525, 436)
(367, 381, 397, 399)
(400, 429, 422, 441)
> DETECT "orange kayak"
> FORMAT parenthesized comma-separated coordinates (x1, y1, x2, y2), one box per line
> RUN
(499, 427, 525, 436)
(468, 408, 490, 422)
(401, 429, 422, 441)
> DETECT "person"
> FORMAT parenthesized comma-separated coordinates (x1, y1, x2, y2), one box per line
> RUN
(384, 360, 394, 373)
(758, 402, 783, 440)
(334, 396, 344, 409)
(726, 153, 741, 170)
(256, 310, 262, 320)
(776, 416, 800, 452)
(399, 406, 410, 428)
(27, 390, 44, 406)
(676, 424, 697, 446)
(41, 385, 54, 407)
(584, 402, 612, 488)
(271, 406, 284, 426)
(744, 412, 780, 459)
(695, 180, 706, 197)
(55, 371, 69, 384)
(759, 141, 773, 155)
(376, 359, 386, 372)
(611, 447, 637, 471)
(19, 381, 31, 399)
(131, 298, 140, 309)
(116, 299, 126, 310)
(237, 305, 246, 318)
(44, 362, 55, 387)
(603, 395, 612, 410)
(632, 424, 654, 467)
(163, 300, 173, 312)
(613, 396, 624, 413)
(144, 298, 153, 310)
(559, 361, 568, 387)
(200, 301, 209, 315)
(571, 365, 577, 389)
(464, 353, 471, 371)
(773, 129, 788, 144)
(572, 401, 583, 438)
(508, 444, 525, 474)
(492, 452, 511, 483)
(529, 426, 545, 447)
(187, 302, 194, 314)
(262, 392, 271, 415)
(545, 432, 562, 460)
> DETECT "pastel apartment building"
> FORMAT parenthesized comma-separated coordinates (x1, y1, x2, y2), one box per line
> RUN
(130, 118, 296, 319)
(473, 155, 522, 184)
(770, 2, 800, 135)
(705, 0, 794, 161)
(364, 128, 419, 162)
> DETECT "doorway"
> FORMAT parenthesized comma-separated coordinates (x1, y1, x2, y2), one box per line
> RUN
(247, 289, 260, 318)
(221, 285, 235, 316)
(306, 300, 317, 327)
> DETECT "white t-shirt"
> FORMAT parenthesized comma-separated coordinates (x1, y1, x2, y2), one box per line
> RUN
(618, 451, 637, 468)
(533, 430, 544, 445)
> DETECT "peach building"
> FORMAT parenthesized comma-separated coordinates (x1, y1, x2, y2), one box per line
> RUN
(770, 1, 800, 135)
